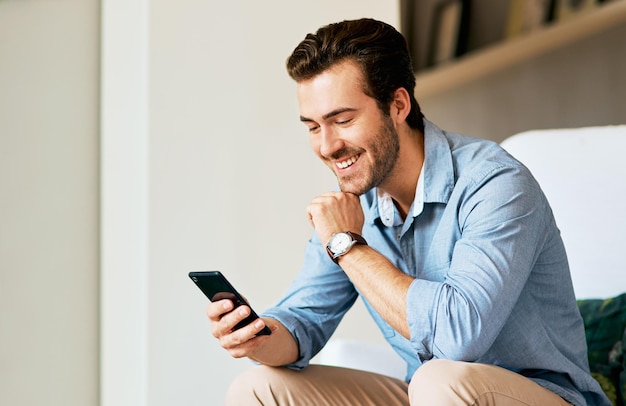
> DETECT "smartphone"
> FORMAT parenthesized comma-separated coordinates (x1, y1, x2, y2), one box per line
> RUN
(188, 270, 271, 336)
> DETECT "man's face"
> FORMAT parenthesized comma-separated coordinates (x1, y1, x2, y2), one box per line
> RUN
(297, 60, 399, 195)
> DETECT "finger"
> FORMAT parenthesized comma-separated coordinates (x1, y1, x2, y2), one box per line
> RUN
(206, 299, 233, 321)
(211, 304, 247, 337)
(306, 201, 321, 224)
(228, 318, 268, 346)
(224, 332, 266, 358)
(219, 317, 269, 353)
(307, 210, 315, 228)
(310, 193, 339, 205)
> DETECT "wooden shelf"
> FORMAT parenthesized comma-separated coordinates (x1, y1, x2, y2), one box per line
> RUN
(414, 0, 626, 98)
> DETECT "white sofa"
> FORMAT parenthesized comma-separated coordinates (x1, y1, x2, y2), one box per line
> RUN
(318, 125, 626, 381)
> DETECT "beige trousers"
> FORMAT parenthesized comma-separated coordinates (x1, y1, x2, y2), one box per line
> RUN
(225, 359, 572, 405)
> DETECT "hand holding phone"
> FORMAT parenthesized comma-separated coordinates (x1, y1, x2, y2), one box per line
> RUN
(189, 271, 271, 336)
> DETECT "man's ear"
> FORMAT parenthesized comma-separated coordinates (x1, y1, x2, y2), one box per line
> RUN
(390, 87, 412, 124)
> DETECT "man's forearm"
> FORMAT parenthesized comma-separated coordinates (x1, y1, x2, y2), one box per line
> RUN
(337, 244, 414, 339)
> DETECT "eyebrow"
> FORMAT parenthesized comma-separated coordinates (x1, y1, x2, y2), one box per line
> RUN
(300, 107, 357, 123)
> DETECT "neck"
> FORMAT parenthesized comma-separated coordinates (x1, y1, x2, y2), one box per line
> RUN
(380, 127, 424, 219)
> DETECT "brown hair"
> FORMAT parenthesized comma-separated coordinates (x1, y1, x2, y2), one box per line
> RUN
(286, 18, 424, 132)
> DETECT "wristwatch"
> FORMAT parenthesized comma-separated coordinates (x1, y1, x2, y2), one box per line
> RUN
(326, 231, 368, 264)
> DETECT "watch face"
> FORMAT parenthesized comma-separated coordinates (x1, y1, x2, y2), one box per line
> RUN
(329, 232, 352, 254)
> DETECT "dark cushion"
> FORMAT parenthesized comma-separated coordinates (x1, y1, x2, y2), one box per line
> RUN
(577, 293, 626, 406)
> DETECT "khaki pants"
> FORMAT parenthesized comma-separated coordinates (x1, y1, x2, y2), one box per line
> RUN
(225, 359, 571, 405)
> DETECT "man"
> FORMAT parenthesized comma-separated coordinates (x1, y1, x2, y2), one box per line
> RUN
(207, 18, 610, 405)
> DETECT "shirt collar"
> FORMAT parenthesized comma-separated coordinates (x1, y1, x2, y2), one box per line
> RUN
(371, 119, 455, 226)
(421, 119, 455, 205)
(377, 165, 425, 227)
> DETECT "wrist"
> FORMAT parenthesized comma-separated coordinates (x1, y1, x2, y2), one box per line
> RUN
(325, 231, 367, 264)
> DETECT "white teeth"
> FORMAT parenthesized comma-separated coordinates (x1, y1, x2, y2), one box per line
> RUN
(337, 155, 358, 169)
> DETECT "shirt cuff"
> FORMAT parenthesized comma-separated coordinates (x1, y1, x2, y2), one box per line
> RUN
(406, 277, 441, 362)
(261, 308, 312, 370)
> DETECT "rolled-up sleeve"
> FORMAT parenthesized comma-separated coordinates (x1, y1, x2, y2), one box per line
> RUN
(261, 231, 358, 369)
(407, 163, 551, 362)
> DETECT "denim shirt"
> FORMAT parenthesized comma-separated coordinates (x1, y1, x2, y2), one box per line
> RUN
(262, 120, 610, 406)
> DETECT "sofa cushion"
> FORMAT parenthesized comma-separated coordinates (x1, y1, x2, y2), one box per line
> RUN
(577, 292, 626, 406)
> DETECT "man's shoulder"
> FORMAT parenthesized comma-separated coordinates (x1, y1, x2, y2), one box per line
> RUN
(441, 131, 526, 178)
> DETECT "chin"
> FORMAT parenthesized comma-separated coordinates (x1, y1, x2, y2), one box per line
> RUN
(338, 182, 371, 196)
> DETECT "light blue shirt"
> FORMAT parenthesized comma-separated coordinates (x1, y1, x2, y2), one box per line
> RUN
(262, 120, 610, 406)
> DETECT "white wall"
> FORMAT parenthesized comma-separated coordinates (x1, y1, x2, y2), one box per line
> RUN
(0, 1, 100, 406)
(102, 1, 399, 405)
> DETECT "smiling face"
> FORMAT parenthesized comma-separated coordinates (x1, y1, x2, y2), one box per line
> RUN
(297, 60, 400, 195)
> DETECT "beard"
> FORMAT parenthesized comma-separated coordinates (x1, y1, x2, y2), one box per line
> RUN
(335, 114, 400, 195)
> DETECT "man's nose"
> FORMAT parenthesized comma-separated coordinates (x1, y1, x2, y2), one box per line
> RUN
(319, 127, 343, 158)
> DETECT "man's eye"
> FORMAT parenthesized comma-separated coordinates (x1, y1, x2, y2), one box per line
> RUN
(336, 118, 352, 126)
(308, 125, 320, 133)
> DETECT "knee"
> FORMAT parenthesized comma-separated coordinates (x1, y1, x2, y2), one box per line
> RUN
(409, 359, 474, 404)
(224, 365, 291, 406)
(225, 367, 252, 406)
(410, 359, 462, 390)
